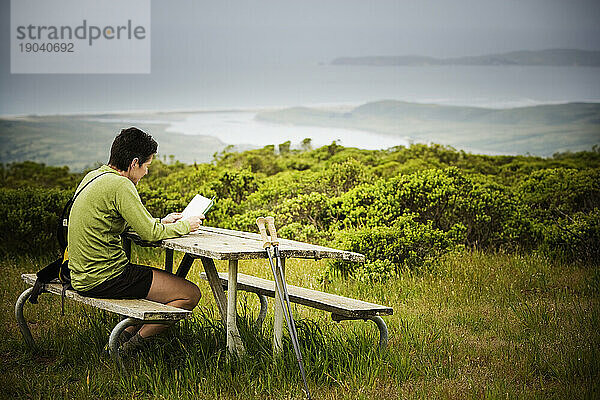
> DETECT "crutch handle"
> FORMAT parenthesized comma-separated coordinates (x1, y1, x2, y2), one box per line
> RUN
(256, 217, 271, 248)
(265, 216, 279, 246)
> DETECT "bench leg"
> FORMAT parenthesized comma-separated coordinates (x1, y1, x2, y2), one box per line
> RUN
(367, 316, 389, 350)
(108, 317, 143, 362)
(255, 294, 268, 330)
(332, 314, 389, 350)
(15, 287, 35, 349)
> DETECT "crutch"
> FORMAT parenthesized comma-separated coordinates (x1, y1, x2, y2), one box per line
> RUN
(256, 217, 312, 400)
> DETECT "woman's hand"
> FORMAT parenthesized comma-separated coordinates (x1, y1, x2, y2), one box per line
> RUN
(183, 214, 205, 231)
(161, 212, 183, 224)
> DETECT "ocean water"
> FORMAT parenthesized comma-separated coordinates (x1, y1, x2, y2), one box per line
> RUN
(88, 111, 409, 149)
(8, 64, 600, 149)
(164, 111, 409, 149)
(159, 65, 600, 149)
(4, 64, 600, 116)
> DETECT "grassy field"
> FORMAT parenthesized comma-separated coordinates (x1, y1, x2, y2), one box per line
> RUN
(1, 248, 598, 399)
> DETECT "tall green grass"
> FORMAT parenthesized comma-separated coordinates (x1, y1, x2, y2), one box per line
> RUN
(1, 249, 598, 399)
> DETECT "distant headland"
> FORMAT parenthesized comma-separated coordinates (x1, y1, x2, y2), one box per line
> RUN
(331, 49, 600, 67)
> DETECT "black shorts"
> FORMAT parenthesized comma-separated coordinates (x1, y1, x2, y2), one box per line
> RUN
(76, 263, 155, 299)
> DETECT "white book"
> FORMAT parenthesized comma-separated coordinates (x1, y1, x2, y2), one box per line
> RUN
(181, 194, 215, 219)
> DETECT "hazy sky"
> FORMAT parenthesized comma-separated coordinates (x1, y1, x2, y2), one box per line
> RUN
(150, 0, 600, 63)
(1, 0, 599, 115)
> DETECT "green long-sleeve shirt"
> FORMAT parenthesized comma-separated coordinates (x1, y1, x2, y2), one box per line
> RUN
(68, 165, 190, 291)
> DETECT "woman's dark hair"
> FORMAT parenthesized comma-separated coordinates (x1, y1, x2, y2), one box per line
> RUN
(108, 127, 158, 171)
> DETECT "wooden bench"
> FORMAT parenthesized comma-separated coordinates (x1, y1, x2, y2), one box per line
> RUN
(16, 274, 192, 363)
(200, 272, 393, 349)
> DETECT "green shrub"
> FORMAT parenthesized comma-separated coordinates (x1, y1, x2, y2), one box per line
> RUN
(278, 222, 325, 243)
(1, 144, 598, 267)
(243, 170, 319, 211)
(519, 168, 600, 218)
(0, 161, 81, 189)
(274, 192, 333, 232)
(319, 158, 373, 196)
(347, 259, 396, 283)
(519, 168, 600, 262)
(328, 215, 465, 280)
(333, 168, 532, 250)
(537, 208, 600, 264)
(209, 169, 258, 204)
(0, 188, 71, 255)
(212, 198, 257, 231)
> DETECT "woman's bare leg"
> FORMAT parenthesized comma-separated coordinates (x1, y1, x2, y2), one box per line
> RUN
(138, 269, 201, 338)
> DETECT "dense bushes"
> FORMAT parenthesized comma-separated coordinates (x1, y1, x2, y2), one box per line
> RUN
(328, 215, 465, 281)
(1, 144, 598, 276)
(518, 168, 600, 263)
(0, 188, 71, 255)
(318, 168, 534, 280)
(0, 161, 82, 189)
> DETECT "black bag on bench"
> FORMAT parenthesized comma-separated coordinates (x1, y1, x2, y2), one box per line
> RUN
(29, 172, 111, 308)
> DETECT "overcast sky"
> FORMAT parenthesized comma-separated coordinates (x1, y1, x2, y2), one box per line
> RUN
(151, 0, 600, 64)
(1, 0, 599, 115)
(150, 0, 600, 60)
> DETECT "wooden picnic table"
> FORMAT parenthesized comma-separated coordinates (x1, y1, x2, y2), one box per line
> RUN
(123, 225, 365, 356)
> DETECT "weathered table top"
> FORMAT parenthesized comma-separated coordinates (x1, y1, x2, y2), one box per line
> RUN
(126, 226, 365, 262)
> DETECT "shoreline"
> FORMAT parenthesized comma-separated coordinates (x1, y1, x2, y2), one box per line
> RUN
(3, 99, 600, 120)
(0, 102, 361, 120)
